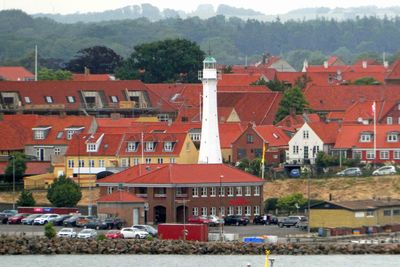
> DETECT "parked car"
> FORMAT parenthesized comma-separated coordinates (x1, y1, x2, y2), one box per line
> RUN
(120, 227, 149, 239)
(373, 166, 396, 176)
(336, 167, 362, 177)
(7, 213, 30, 224)
(253, 214, 278, 225)
(57, 228, 77, 238)
(105, 230, 124, 239)
(0, 210, 17, 224)
(104, 217, 124, 229)
(33, 214, 61, 225)
(76, 216, 97, 227)
(63, 215, 83, 227)
(289, 168, 301, 178)
(21, 214, 42, 225)
(53, 215, 73, 226)
(207, 215, 224, 226)
(77, 229, 97, 239)
(224, 215, 249, 226)
(84, 219, 109, 230)
(132, 224, 158, 237)
(279, 216, 307, 228)
(297, 219, 309, 231)
(187, 215, 211, 225)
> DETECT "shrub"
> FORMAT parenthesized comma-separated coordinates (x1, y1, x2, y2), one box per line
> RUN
(16, 190, 36, 207)
(44, 222, 56, 239)
(47, 175, 82, 207)
(96, 233, 106, 241)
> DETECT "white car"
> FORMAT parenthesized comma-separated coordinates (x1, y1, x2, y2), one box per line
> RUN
(372, 166, 396, 176)
(57, 228, 77, 238)
(132, 225, 158, 237)
(120, 227, 149, 239)
(77, 229, 97, 239)
(33, 213, 61, 225)
(207, 215, 224, 226)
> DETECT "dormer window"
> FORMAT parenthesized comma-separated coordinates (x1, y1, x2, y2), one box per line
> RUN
(127, 142, 137, 152)
(387, 133, 398, 142)
(164, 141, 173, 152)
(67, 96, 76, 103)
(34, 130, 45, 140)
(145, 141, 155, 152)
(24, 96, 31, 104)
(32, 126, 51, 140)
(87, 143, 97, 152)
(45, 96, 53, 103)
(110, 96, 119, 103)
(387, 117, 393, 125)
(360, 134, 372, 142)
(65, 126, 85, 140)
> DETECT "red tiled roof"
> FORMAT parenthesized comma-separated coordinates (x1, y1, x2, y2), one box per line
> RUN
(335, 124, 400, 149)
(341, 100, 389, 123)
(0, 115, 40, 151)
(308, 121, 340, 144)
(0, 67, 34, 81)
(275, 114, 320, 129)
(97, 191, 145, 203)
(386, 59, 400, 80)
(71, 74, 113, 81)
(0, 161, 51, 176)
(275, 72, 303, 85)
(98, 164, 264, 185)
(218, 73, 263, 86)
(219, 123, 244, 148)
(66, 133, 122, 156)
(326, 111, 345, 121)
(253, 125, 290, 147)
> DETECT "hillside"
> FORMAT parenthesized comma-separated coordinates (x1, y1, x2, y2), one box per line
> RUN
(264, 176, 400, 201)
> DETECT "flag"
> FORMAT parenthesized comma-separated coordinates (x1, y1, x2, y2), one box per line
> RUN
(372, 101, 376, 114)
(261, 142, 266, 165)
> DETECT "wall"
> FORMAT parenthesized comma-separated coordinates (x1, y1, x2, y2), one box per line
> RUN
(97, 202, 145, 226)
(310, 209, 378, 228)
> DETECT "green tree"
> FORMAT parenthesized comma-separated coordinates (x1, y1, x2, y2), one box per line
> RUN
(66, 46, 123, 74)
(277, 193, 307, 213)
(315, 151, 339, 168)
(237, 158, 262, 177)
(44, 222, 56, 239)
(116, 39, 205, 83)
(274, 87, 309, 123)
(294, 74, 311, 90)
(16, 190, 36, 207)
(5, 153, 27, 183)
(264, 197, 278, 213)
(47, 175, 82, 207)
(352, 76, 381, 85)
(38, 68, 72, 80)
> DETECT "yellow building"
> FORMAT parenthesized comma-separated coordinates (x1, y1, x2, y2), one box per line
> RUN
(310, 199, 400, 228)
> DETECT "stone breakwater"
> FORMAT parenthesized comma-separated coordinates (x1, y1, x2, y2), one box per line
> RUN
(0, 235, 399, 255)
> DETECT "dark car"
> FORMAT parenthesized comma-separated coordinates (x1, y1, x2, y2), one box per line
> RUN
(7, 213, 30, 224)
(104, 217, 124, 229)
(224, 215, 249, 226)
(0, 210, 17, 224)
(253, 214, 278, 225)
(76, 216, 97, 227)
(84, 219, 109, 230)
(279, 216, 307, 228)
(53, 215, 73, 226)
(63, 215, 83, 227)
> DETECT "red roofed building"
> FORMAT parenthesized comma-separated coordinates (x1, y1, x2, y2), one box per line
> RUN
(0, 67, 34, 81)
(386, 59, 400, 84)
(334, 124, 400, 163)
(232, 124, 290, 164)
(275, 113, 320, 132)
(71, 73, 114, 81)
(97, 164, 264, 224)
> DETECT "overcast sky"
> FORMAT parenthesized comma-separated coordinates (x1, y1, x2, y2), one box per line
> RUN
(2, 0, 400, 15)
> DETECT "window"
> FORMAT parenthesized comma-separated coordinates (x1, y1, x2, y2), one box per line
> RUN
(66, 130, 74, 140)
(380, 151, 389, 160)
(383, 210, 392, 216)
(56, 131, 63, 139)
(227, 187, 234, 196)
(87, 143, 96, 152)
(78, 160, 84, 167)
(220, 207, 225, 216)
(236, 187, 242, 196)
(110, 96, 119, 103)
(394, 151, 400, 160)
(366, 210, 374, 217)
(219, 186, 225, 196)
(254, 186, 260, 196)
(121, 158, 129, 167)
(154, 188, 166, 197)
(210, 187, 216, 197)
(303, 130, 309, 139)
(169, 157, 176, 164)
(127, 142, 137, 152)
(145, 142, 155, 152)
(145, 158, 151, 164)
(247, 134, 254, 144)
(192, 207, 199, 216)
(293, 145, 299, 155)
(366, 151, 375, 160)
(89, 159, 95, 168)
(387, 134, 398, 142)
(254, 206, 260, 215)
(54, 147, 61, 155)
(236, 206, 243, 215)
(201, 187, 207, 197)
(34, 130, 45, 140)
(67, 96, 75, 103)
(360, 134, 372, 142)
(245, 186, 251, 196)
(98, 159, 105, 168)
(24, 96, 31, 103)
(393, 209, 400, 216)
(353, 151, 362, 159)
(245, 206, 251, 216)
(398, 117, 400, 124)
(68, 160, 74, 168)
(211, 207, 216, 216)
(157, 158, 163, 164)
(254, 148, 262, 158)
(164, 142, 173, 152)
(107, 187, 114, 194)
(45, 96, 53, 103)
(133, 158, 139, 165)
(201, 207, 207, 216)
(387, 117, 393, 125)
(228, 206, 234, 216)
(192, 187, 199, 197)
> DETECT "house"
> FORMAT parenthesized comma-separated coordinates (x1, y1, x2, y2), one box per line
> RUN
(334, 124, 400, 163)
(0, 66, 34, 81)
(232, 124, 290, 165)
(286, 122, 340, 164)
(97, 164, 264, 224)
(275, 113, 320, 132)
(310, 199, 400, 228)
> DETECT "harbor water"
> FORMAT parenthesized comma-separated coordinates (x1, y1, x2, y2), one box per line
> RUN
(1, 255, 399, 267)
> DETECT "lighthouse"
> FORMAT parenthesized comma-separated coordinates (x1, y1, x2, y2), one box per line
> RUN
(198, 56, 222, 164)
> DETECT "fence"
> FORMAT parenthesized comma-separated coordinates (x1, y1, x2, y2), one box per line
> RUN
(0, 182, 24, 192)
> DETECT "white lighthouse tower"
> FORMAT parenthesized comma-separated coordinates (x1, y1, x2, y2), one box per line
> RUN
(198, 56, 222, 164)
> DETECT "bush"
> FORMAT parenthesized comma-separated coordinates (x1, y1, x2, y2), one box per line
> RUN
(47, 175, 82, 207)
(145, 235, 154, 241)
(264, 198, 278, 213)
(16, 190, 36, 207)
(44, 222, 56, 239)
(96, 233, 106, 241)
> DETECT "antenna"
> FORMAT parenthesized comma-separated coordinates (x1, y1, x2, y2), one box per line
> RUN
(207, 41, 212, 56)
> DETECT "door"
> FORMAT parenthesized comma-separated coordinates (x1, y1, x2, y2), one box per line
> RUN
(133, 208, 139, 225)
(303, 146, 309, 159)
(36, 148, 45, 161)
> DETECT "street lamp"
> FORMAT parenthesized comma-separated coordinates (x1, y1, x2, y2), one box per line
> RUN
(9, 155, 15, 210)
(219, 175, 224, 241)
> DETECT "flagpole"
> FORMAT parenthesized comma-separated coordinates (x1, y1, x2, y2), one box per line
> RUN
(373, 101, 376, 168)
(261, 142, 266, 179)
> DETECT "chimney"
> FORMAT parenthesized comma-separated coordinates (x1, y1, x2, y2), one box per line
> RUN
(362, 61, 367, 69)
(262, 53, 267, 65)
(323, 61, 328, 69)
(329, 193, 332, 201)
(384, 61, 389, 68)
(84, 67, 90, 76)
(302, 59, 309, 72)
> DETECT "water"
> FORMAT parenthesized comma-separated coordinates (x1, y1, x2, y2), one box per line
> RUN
(1, 255, 399, 267)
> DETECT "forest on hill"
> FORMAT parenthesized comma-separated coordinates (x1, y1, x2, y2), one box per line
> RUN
(2, 10, 400, 69)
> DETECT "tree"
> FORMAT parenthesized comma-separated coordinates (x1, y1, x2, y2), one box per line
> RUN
(44, 222, 56, 239)
(5, 152, 27, 183)
(266, 80, 289, 91)
(352, 76, 381, 85)
(274, 87, 309, 124)
(66, 46, 123, 74)
(236, 158, 262, 177)
(277, 193, 307, 213)
(294, 74, 311, 90)
(38, 68, 72, 80)
(47, 175, 82, 207)
(116, 39, 205, 83)
(264, 198, 278, 213)
(16, 190, 36, 207)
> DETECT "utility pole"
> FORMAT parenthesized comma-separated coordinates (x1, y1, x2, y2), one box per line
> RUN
(12, 155, 15, 210)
